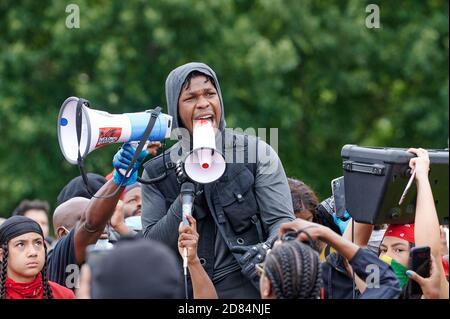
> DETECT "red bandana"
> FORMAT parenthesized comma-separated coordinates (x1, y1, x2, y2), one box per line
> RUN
(5, 273, 44, 299)
(384, 224, 415, 244)
(5, 273, 75, 299)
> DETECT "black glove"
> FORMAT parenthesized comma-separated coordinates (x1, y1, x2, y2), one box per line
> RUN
(230, 242, 271, 287)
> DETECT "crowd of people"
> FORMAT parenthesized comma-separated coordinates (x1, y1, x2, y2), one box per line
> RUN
(0, 62, 448, 299)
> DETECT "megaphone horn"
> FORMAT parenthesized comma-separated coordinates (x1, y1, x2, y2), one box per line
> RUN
(57, 96, 172, 164)
(184, 119, 226, 184)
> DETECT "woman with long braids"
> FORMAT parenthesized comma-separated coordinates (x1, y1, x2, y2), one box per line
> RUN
(0, 216, 74, 299)
(180, 213, 400, 299)
(178, 216, 323, 299)
(277, 217, 403, 299)
(257, 240, 322, 299)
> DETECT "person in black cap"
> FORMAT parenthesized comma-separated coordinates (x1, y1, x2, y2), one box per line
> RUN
(78, 238, 183, 299)
(56, 173, 107, 206)
(0, 216, 74, 299)
(13, 199, 54, 246)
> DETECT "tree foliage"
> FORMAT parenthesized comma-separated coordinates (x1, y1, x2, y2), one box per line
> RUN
(0, 0, 448, 218)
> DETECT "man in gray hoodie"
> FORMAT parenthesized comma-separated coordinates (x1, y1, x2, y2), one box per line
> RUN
(141, 62, 295, 298)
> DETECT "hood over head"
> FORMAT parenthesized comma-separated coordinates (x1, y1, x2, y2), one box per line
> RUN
(165, 62, 226, 133)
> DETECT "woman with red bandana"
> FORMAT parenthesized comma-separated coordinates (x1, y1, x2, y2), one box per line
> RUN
(378, 148, 448, 299)
(0, 216, 74, 299)
(378, 224, 415, 288)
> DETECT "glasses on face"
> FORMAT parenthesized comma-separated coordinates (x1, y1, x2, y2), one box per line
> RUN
(255, 262, 265, 277)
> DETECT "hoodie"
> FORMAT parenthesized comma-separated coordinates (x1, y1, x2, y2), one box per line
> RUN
(141, 62, 295, 297)
(165, 62, 226, 132)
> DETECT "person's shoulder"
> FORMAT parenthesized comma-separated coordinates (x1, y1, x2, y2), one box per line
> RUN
(225, 130, 261, 153)
(142, 143, 178, 175)
(228, 130, 259, 143)
(229, 130, 271, 151)
(48, 281, 76, 299)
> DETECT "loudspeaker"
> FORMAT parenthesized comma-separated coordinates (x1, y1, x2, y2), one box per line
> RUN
(341, 145, 449, 225)
(184, 119, 226, 184)
(57, 96, 172, 164)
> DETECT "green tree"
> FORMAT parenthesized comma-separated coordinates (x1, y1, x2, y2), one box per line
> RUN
(1, 0, 448, 219)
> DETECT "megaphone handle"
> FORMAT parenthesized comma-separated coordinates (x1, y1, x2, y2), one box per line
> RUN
(130, 141, 149, 149)
(118, 168, 133, 178)
(118, 142, 148, 178)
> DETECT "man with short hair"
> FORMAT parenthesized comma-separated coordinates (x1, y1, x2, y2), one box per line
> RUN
(13, 199, 52, 244)
(108, 184, 143, 242)
(52, 197, 88, 240)
(123, 183, 142, 218)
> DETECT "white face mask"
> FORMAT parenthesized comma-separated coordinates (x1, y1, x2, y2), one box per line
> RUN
(95, 239, 113, 250)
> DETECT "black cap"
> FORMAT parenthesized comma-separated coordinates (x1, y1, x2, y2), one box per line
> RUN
(57, 173, 106, 206)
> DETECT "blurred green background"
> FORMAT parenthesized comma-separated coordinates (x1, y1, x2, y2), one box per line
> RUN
(0, 0, 448, 219)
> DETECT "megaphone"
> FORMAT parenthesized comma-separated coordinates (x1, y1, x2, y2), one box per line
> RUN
(58, 96, 172, 164)
(184, 119, 226, 184)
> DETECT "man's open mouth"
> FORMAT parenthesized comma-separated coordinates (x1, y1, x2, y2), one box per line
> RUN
(195, 114, 214, 122)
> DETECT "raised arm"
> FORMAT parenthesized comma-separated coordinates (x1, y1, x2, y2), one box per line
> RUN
(279, 218, 401, 298)
(342, 220, 373, 248)
(74, 143, 147, 264)
(409, 148, 441, 257)
(408, 148, 448, 298)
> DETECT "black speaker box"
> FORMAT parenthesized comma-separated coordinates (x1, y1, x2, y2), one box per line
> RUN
(341, 145, 449, 225)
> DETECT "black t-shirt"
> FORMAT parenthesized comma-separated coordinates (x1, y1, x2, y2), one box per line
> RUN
(47, 228, 77, 289)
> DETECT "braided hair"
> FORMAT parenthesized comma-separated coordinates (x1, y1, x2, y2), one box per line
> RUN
(0, 242, 53, 299)
(264, 240, 323, 299)
(41, 243, 53, 299)
(0, 243, 8, 299)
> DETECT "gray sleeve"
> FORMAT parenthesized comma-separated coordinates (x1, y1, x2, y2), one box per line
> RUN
(255, 140, 295, 242)
(141, 169, 182, 248)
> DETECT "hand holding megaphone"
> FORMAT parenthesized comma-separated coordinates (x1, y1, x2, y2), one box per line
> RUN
(112, 143, 148, 186)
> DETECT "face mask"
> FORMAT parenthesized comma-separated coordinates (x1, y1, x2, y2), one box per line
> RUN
(380, 255, 409, 288)
(95, 239, 113, 250)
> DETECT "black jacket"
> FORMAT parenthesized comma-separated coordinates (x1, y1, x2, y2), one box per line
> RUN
(322, 248, 401, 299)
(141, 62, 294, 294)
(141, 132, 295, 281)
